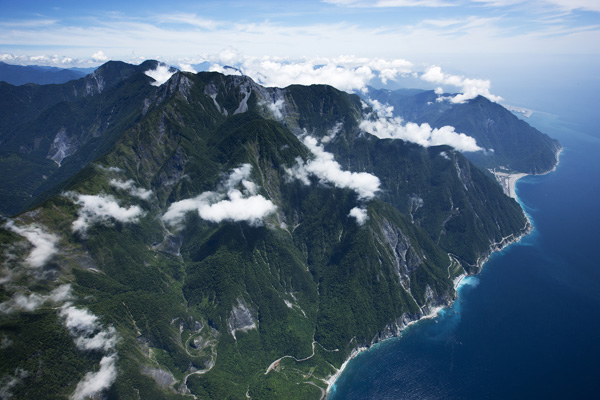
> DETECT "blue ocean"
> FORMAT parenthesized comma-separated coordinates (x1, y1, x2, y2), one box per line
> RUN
(329, 111, 600, 399)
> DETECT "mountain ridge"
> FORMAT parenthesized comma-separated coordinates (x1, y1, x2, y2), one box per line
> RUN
(0, 60, 554, 399)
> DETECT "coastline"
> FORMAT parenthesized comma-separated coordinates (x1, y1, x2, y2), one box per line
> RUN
(490, 171, 528, 199)
(491, 146, 563, 200)
(325, 146, 563, 398)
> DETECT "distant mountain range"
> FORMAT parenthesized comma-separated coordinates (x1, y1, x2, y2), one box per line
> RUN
(0, 61, 558, 399)
(0, 61, 96, 85)
(363, 87, 561, 174)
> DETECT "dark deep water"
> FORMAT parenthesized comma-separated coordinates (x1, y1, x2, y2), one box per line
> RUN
(329, 112, 600, 399)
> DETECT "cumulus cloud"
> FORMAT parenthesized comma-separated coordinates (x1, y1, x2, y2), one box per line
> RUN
(208, 55, 413, 93)
(65, 192, 145, 234)
(60, 303, 119, 352)
(197, 192, 277, 225)
(91, 51, 108, 62)
(4, 221, 59, 269)
(145, 64, 175, 86)
(0, 284, 72, 314)
(421, 65, 503, 103)
(109, 179, 153, 200)
(162, 164, 276, 227)
(70, 354, 118, 400)
(286, 136, 381, 200)
(178, 63, 197, 73)
(359, 100, 482, 152)
(349, 207, 369, 225)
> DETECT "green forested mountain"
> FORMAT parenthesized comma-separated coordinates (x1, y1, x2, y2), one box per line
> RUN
(0, 62, 547, 399)
(0, 60, 167, 216)
(364, 87, 561, 173)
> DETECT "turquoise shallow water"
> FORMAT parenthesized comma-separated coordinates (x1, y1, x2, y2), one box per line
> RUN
(329, 112, 600, 399)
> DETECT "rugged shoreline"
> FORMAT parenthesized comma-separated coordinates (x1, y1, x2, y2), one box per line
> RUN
(325, 146, 563, 397)
(324, 221, 532, 397)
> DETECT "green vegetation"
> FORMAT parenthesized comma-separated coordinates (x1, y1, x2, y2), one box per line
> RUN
(0, 63, 548, 399)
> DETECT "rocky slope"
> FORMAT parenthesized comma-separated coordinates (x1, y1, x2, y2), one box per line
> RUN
(0, 63, 545, 399)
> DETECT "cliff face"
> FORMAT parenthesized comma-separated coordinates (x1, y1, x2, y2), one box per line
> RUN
(0, 63, 539, 399)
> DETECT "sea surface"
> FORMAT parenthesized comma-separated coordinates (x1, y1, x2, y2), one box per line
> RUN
(329, 111, 600, 399)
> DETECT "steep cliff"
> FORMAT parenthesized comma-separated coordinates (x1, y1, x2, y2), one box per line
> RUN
(0, 63, 541, 399)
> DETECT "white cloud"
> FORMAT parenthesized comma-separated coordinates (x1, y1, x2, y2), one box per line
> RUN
(210, 58, 377, 93)
(267, 99, 285, 120)
(0, 285, 72, 314)
(92, 51, 108, 62)
(473, 0, 600, 12)
(198, 191, 277, 225)
(0, 368, 29, 400)
(223, 164, 253, 192)
(208, 53, 412, 93)
(162, 192, 218, 227)
(162, 164, 276, 227)
(360, 116, 482, 152)
(145, 64, 175, 86)
(60, 304, 101, 333)
(4, 221, 59, 269)
(0, 293, 44, 314)
(321, 122, 343, 144)
(324, 0, 455, 7)
(365, 98, 394, 118)
(421, 65, 503, 103)
(70, 354, 118, 400)
(109, 179, 153, 200)
(359, 99, 482, 152)
(65, 192, 145, 234)
(178, 63, 197, 73)
(544, 0, 600, 12)
(349, 207, 369, 225)
(60, 304, 119, 353)
(286, 136, 381, 200)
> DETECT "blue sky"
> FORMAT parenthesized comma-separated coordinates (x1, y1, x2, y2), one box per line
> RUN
(1, 0, 599, 121)
(2, 0, 598, 62)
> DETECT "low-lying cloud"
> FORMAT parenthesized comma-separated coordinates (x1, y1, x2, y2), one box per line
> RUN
(0, 368, 29, 400)
(54, 291, 120, 399)
(70, 354, 118, 400)
(286, 136, 381, 200)
(162, 164, 276, 227)
(145, 64, 175, 86)
(359, 100, 482, 152)
(4, 221, 59, 269)
(267, 99, 285, 120)
(65, 192, 145, 234)
(321, 122, 343, 144)
(421, 65, 503, 104)
(109, 179, 153, 200)
(60, 304, 119, 352)
(0, 284, 72, 314)
(349, 207, 369, 225)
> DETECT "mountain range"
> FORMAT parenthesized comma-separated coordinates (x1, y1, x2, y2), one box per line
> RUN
(0, 61, 94, 86)
(0, 61, 559, 399)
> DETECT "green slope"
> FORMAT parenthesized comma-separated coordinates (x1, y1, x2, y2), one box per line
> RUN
(0, 65, 534, 399)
